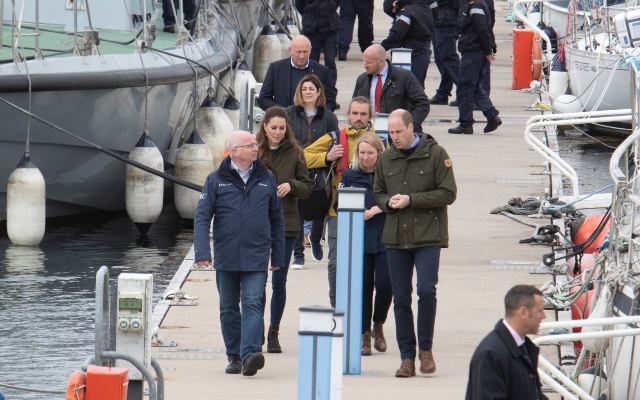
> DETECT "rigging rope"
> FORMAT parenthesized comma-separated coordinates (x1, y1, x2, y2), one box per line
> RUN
(0, 382, 65, 395)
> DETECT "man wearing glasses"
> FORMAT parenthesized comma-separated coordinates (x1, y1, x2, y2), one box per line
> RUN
(194, 131, 285, 377)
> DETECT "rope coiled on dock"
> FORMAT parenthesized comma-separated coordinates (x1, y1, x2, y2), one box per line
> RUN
(0, 382, 65, 395)
(490, 197, 581, 219)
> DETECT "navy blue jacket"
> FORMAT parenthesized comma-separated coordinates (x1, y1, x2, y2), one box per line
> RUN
(381, 0, 434, 54)
(336, 168, 386, 254)
(458, 0, 496, 55)
(194, 157, 285, 271)
(257, 58, 337, 112)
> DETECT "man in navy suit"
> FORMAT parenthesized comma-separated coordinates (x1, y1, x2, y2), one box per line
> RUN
(258, 35, 337, 112)
(466, 285, 548, 400)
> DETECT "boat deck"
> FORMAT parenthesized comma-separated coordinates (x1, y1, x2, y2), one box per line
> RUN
(152, 1, 564, 398)
(0, 10, 189, 61)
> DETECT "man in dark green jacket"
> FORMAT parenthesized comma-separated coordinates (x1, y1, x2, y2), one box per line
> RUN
(373, 109, 457, 378)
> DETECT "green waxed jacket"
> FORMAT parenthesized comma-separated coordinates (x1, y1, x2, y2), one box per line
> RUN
(373, 133, 457, 249)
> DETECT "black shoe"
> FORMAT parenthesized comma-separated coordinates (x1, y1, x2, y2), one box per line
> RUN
(449, 100, 458, 107)
(338, 53, 347, 61)
(429, 96, 448, 105)
(242, 352, 265, 376)
(484, 115, 502, 133)
(225, 356, 242, 374)
(163, 25, 175, 33)
(335, 103, 341, 110)
(448, 125, 473, 134)
(311, 241, 323, 261)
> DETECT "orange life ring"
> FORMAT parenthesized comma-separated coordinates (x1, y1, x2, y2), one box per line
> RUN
(532, 32, 543, 81)
(65, 370, 86, 400)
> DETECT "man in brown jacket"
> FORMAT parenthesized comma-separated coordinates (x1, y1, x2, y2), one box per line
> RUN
(373, 109, 457, 378)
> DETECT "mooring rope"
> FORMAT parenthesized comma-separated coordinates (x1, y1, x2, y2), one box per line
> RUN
(0, 382, 65, 395)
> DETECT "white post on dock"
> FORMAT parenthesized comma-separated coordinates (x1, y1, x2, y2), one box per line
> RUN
(330, 310, 344, 400)
(298, 306, 334, 400)
(336, 187, 366, 375)
(390, 48, 412, 71)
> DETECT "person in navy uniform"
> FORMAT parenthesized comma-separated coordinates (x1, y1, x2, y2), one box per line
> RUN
(428, 0, 461, 106)
(337, 0, 374, 61)
(448, 0, 501, 135)
(466, 285, 548, 400)
(381, 0, 435, 89)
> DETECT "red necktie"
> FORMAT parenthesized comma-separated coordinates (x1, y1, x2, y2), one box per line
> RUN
(375, 73, 383, 113)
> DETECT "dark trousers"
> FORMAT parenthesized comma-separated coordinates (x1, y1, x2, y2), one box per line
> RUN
(308, 31, 338, 93)
(433, 25, 460, 100)
(482, 61, 491, 97)
(294, 217, 325, 259)
(387, 246, 440, 360)
(162, 0, 196, 25)
(263, 236, 297, 326)
(338, 0, 374, 54)
(457, 50, 498, 127)
(362, 252, 393, 333)
(411, 52, 430, 89)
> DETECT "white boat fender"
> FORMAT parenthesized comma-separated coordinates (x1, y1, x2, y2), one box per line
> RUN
(552, 94, 582, 114)
(235, 60, 258, 109)
(126, 133, 164, 235)
(549, 57, 569, 100)
(276, 26, 292, 59)
(7, 155, 45, 246)
(174, 129, 214, 220)
(223, 95, 241, 130)
(252, 24, 282, 83)
(527, 3, 541, 26)
(577, 366, 607, 398)
(196, 96, 234, 165)
(283, 16, 300, 37)
(582, 284, 612, 353)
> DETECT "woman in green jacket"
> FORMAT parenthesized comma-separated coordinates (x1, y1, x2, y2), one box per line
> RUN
(257, 106, 312, 353)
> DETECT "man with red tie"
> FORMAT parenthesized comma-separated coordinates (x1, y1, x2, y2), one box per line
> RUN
(353, 44, 430, 132)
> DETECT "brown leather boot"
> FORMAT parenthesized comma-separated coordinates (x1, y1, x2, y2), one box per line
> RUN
(361, 331, 372, 356)
(419, 349, 436, 374)
(395, 359, 416, 377)
(267, 324, 282, 353)
(372, 322, 387, 352)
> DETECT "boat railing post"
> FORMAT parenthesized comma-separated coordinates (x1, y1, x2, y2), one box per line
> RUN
(336, 187, 366, 375)
(95, 266, 110, 367)
(0, 0, 3, 49)
(73, 0, 78, 52)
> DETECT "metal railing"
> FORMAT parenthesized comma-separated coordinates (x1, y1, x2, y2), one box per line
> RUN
(524, 109, 631, 197)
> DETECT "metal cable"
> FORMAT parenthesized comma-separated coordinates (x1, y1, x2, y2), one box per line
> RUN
(11, 0, 32, 157)
(0, 95, 204, 192)
(0, 382, 65, 395)
(122, 0, 150, 134)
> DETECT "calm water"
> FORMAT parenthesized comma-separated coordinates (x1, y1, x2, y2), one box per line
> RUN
(0, 204, 193, 398)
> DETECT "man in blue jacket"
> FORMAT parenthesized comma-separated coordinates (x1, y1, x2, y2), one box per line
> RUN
(194, 130, 285, 377)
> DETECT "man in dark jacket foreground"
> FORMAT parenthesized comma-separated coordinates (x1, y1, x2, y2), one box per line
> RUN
(353, 44, 430, 132)
(374, 109, 457, 378)
(194, 130, 285, 377)
(466, 285, 548, 400)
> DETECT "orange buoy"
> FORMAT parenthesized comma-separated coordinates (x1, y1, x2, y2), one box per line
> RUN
(65, 370, 86, 400)
(570, 214, 610, 254)
(532, 32, 543, 81)
(567, 253, 596, 278)
(512, 28, 534, 89)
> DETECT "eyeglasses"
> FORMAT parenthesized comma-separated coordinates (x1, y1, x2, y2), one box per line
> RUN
(233, 142, 259, 149)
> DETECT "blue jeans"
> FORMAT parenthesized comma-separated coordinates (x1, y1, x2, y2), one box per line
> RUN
(362, 252, 393, 333)
(433, 25, 460, 99)
(263, 236, 296, 325)
(308, 31, 338, 93)
(387, 246, 440, 360)
(216, 270, 267, 362)
(457, 50, 498, 127)
(338, 0, 374, 54)
(294, 218, 325, 259)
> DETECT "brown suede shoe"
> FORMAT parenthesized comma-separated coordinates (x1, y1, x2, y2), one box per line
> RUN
(419, 350, 436, 374)
(395, 359, 416, 377)
(361, 331, 372, 356)
(372, 322, 387, 352)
